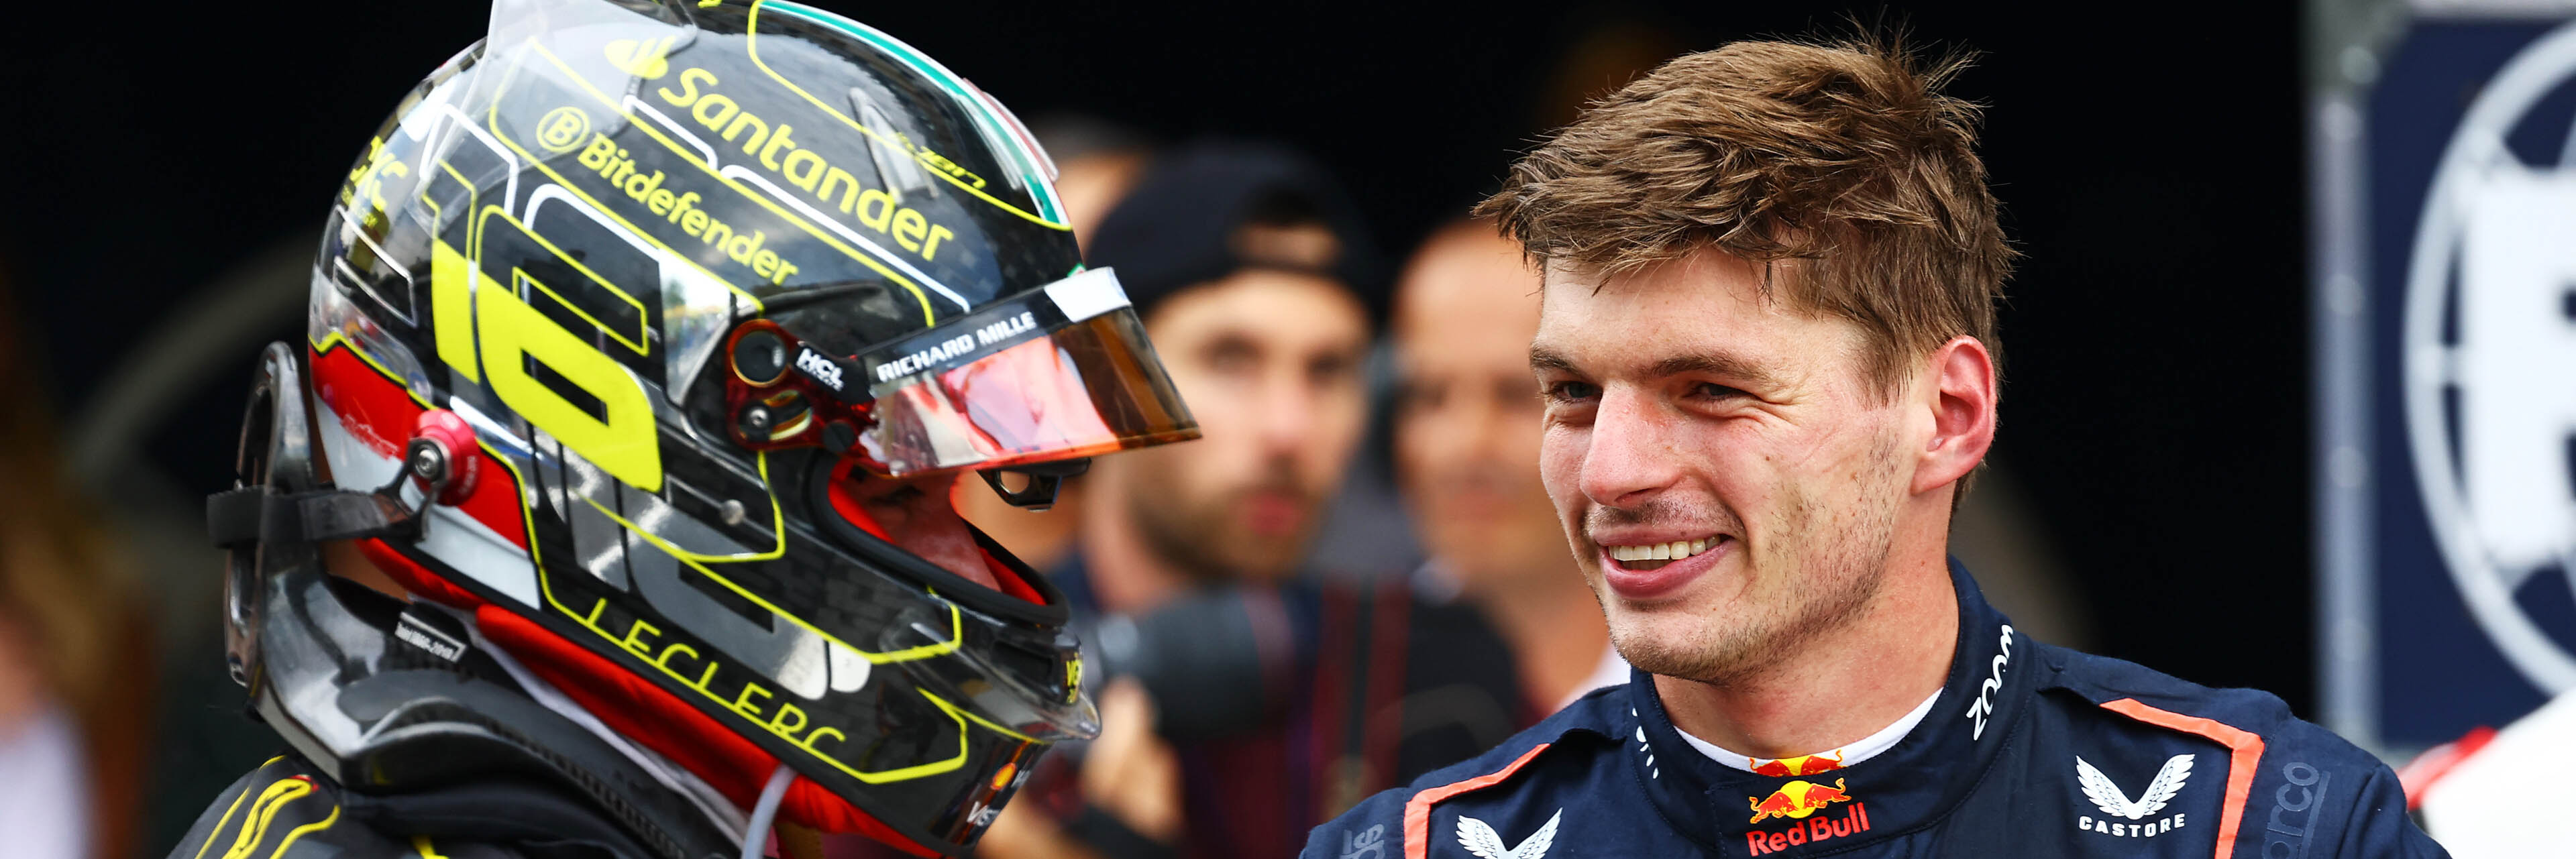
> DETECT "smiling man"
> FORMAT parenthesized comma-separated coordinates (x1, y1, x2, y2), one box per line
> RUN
(1301, 38, 2447, 859)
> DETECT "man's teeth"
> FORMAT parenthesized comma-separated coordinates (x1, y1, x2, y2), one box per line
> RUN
(1604, 538, 1715, 562)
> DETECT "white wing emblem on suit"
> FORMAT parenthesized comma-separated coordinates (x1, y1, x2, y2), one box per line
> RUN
(2075, 754, 2194, 820)
(1455, 809, 1561, 859)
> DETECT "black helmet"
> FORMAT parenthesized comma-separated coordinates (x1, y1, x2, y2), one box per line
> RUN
(210, 0, 1195, 853)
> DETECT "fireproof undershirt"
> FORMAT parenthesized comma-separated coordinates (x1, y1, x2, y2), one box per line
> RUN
(1674, 689, 1943, 774)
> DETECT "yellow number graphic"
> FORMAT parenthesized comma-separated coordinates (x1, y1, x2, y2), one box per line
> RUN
(429, 205, 663, 492)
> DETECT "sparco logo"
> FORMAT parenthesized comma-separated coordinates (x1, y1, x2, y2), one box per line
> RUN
(2402, 24, 2576, 693)
(1339, 823, 1385, 859)
(2258, 761, 2330, 859)
(795, 345, 845, 391)
(1965, 624, 2014, 740)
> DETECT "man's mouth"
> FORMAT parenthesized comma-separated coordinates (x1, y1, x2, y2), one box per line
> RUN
(1599, 536, 1724, 571)
(1241, 490, 1306, 537)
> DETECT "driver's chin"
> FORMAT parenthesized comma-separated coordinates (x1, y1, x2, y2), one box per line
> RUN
(1610, 597, 1761, 683)
(1596, 571, 1742, 671)
(858, 471, 999, 589)
(902, 514, 996, 590)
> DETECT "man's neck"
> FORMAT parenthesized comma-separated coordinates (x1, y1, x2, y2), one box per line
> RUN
(1654, 545, 1958, 760)
(1474, 567, 1612, 710)
(1075, 480, 1195, 616)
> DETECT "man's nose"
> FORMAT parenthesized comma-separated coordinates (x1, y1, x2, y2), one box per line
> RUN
(1578, 387, 1681, 508)
(1256, 371, 1315, 453)
(1444, 393, 1504, 461)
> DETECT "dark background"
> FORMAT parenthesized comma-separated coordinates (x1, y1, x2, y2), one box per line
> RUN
(0, 0, 2312, 720)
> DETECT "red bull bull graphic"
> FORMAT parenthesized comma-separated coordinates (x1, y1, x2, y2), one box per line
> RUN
(1751, 752, 1845, 778)
(1747, 779, 1854, 823)
(1744, 801, 1872, 855)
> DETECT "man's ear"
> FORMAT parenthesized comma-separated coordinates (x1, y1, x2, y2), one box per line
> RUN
(1913, 335, 1998, 496)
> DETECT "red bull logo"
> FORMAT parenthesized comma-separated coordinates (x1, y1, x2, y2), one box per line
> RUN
(1746, 779, 1854, 823)
(1750, 752, 1845, 778)
(1744, 801, 1872, 855)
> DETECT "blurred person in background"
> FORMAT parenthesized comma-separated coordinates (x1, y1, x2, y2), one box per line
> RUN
(982, 141, 1519, 859)
(1306, 37, 2445, 858)
(0, 279, 152, 859)
(1393, 219, 1625, 716)
(1065, 141, 1379, 611)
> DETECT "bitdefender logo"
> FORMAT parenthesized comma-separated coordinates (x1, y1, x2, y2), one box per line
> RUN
(2073, 754, 2192, 838)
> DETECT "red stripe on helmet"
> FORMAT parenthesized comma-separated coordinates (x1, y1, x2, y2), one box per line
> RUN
(357, 538, 485, 609)
(307, 345, 527, 549)
(474, 605, 941, 856)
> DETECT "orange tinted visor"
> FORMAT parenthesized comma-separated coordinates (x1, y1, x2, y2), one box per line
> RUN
(777, 269, 1193, 476)
(859, 308, 1197, 474)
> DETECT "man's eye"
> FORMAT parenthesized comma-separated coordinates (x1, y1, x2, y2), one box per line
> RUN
(1691, 382, 1748, 400)
(1205, 341, 1257, 374)
(1397, 380, 1445, 412)
(1307, 354, 1357, 386)
(1543, 381, 1601, 402)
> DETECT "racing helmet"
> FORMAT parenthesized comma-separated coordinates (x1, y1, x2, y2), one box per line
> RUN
(212, 0, 1195, 853)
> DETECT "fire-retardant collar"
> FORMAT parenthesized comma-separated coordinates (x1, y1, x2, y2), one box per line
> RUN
(1623, 559, 2040, 853)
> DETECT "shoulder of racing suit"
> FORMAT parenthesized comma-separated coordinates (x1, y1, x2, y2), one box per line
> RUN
(165, 751, 695, 859)
(162, 576, 739, 859)
(2032, 642, 2445, 859)
(166, 756, 376, 859)
(1301, 561, 2449, 859)
(1300, 686, 1640, 859)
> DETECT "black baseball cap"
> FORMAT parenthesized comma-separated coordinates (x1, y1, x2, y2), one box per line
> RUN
(1083, 139, 1385, 326)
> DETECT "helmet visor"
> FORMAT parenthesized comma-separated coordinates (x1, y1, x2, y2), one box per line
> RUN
(790, 268, 1198, 476)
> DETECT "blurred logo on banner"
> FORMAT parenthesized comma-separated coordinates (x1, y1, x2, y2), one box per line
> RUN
(2403, 21, 2576, 696)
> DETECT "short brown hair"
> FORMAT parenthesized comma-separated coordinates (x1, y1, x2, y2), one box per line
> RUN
(1477, 36, 2014, 394)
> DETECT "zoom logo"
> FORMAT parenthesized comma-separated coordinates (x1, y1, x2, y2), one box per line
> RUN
(1966, 624, 2015, 740)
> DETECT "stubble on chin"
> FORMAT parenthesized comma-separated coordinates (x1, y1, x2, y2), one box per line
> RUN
(1611, 438, 1904, 689)
(1125, 471, 1313, 585)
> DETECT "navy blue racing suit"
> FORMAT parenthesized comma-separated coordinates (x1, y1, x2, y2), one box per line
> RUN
(1302, 561, 2448, 858)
